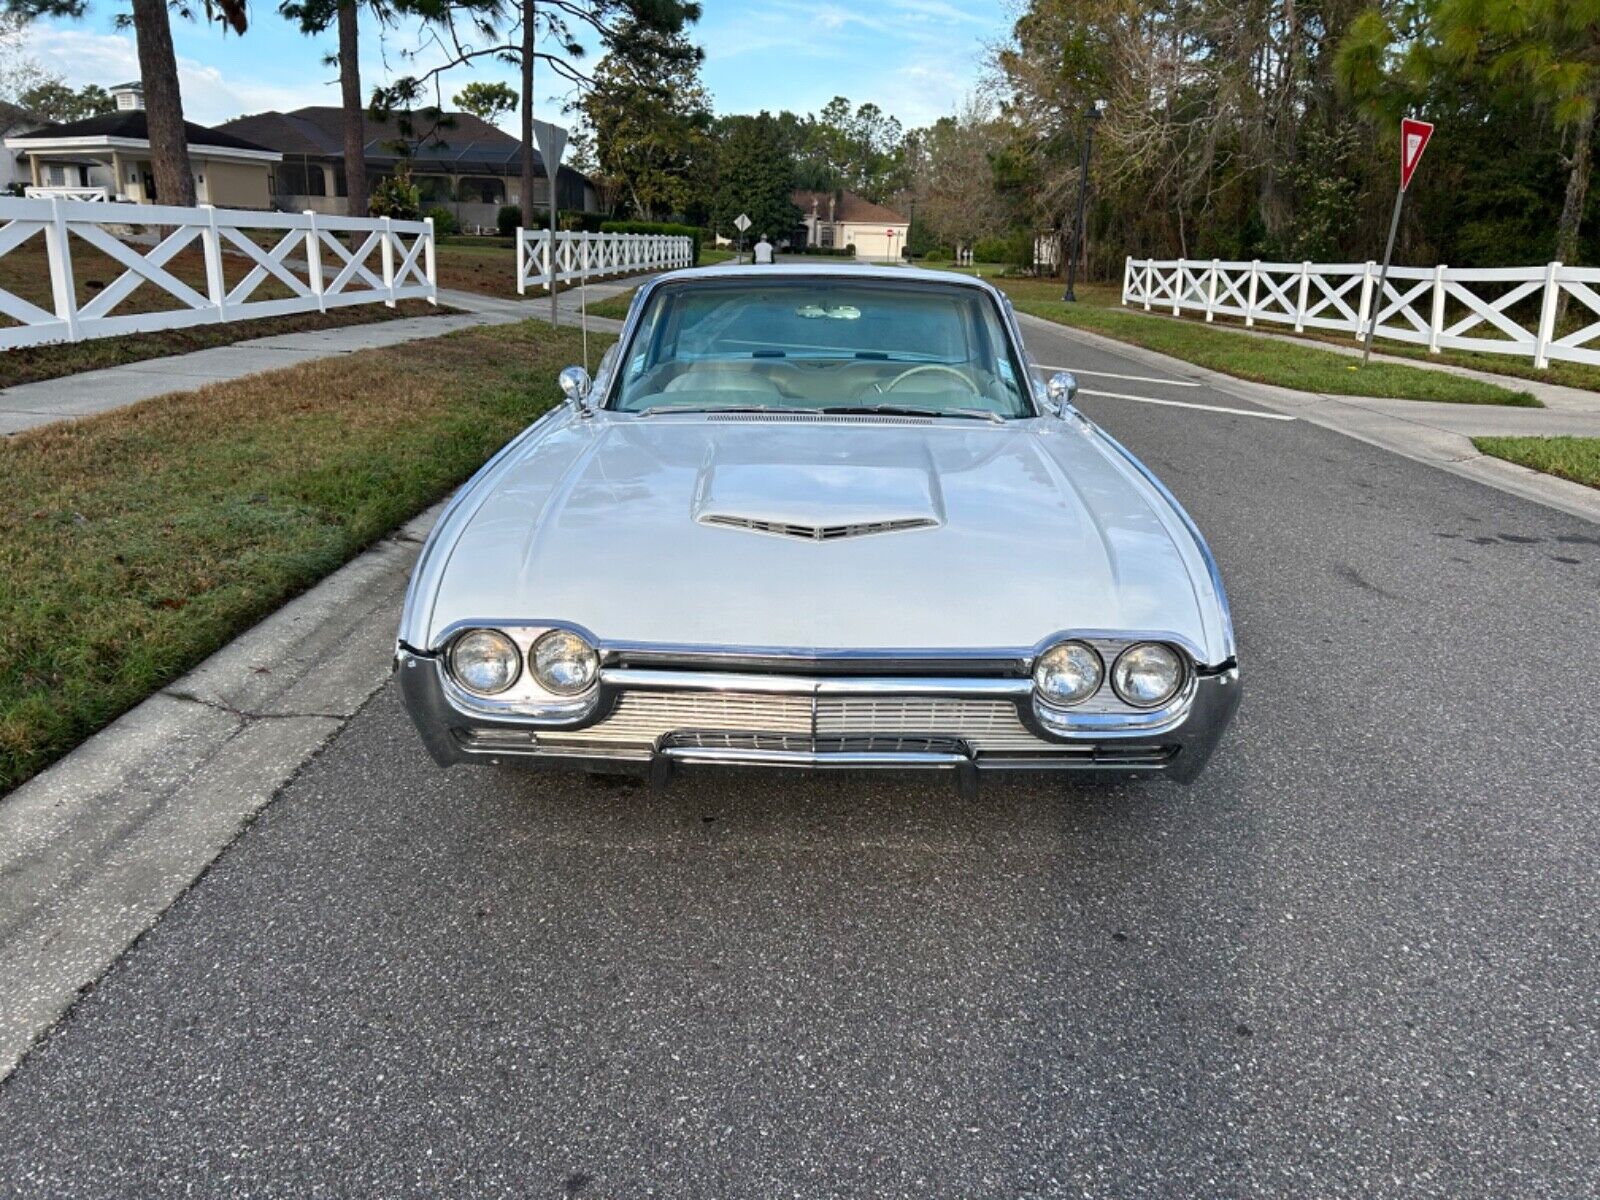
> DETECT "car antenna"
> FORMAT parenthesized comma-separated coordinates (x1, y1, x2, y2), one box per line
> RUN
(579, 239, 590, 375)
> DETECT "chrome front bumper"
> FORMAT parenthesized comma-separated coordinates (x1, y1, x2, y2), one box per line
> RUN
(396, 652, 1240, 785)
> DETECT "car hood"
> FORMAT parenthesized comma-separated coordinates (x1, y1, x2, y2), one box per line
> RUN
(421, 414, 1219, 659)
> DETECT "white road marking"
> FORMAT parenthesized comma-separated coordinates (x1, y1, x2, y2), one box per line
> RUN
(1033, 364, 1203, 388)
(1078, 387, 1297, 421)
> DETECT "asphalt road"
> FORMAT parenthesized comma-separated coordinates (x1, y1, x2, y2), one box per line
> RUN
(2, 322, 1598, 1198)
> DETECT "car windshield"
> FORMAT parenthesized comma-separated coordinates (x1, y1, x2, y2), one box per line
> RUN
(609, 277, 1034, 419)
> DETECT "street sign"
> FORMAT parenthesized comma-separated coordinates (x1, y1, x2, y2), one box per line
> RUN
(1400, 118, 1433, 192)
(734, 213, 751, 232)
(1363, 115, 1435, 366)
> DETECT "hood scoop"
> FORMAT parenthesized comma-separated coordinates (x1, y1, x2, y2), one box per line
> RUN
(692, 456, 945, 543)
(700, 513, 938, 541)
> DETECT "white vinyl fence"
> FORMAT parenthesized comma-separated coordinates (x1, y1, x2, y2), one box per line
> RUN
(517, 229, 694, 294)
(1122, 256, 1600, 369)
(0, 195, 436, 351)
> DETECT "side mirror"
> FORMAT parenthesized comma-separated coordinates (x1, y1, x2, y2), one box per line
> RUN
(559, 366, 593, 413)
(1046, 371, 1079, 416)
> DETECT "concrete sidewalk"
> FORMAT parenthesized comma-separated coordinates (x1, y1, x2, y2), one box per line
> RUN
(0, 307, 511, 437)
(0, 272, 655, 438)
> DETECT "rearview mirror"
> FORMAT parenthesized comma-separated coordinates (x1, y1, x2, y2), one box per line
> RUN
(1046, 371, 1079, 415)
(559, 366, 593, 413)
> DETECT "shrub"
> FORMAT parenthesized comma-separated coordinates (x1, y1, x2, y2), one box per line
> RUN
(600, 220, 701, 265)
(793, 245, 856, 257)
(368, 169, 421, 221)
(424, 206, 458, 237)
(497, 204, 522, 237)
(971, 229, 1037, 269)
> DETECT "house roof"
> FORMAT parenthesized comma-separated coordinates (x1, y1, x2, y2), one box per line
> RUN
(8, 110, 274, 154)
(0, 100, 37, 134)
(217, 106, 591, 183)
(792, 188, 907, 226)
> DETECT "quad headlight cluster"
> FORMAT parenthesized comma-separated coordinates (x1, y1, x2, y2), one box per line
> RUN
(447, 627, 600, 698)
(1032, 639, 1186, 709)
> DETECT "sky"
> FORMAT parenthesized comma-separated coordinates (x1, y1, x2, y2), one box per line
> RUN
(17, 0, 1012, 133)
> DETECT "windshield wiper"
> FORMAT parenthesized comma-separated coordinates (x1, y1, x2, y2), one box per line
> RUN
(818, 404, 1005, 424)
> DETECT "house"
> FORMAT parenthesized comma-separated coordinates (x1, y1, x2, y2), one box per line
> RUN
(216, 107, 597, 228)
(791, 189, 909, 261)
(2, 83, 280, 206)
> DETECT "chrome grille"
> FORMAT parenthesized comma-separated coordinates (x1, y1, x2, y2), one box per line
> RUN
(700, 514, 939, 541)
(533, 691, 1063, 755)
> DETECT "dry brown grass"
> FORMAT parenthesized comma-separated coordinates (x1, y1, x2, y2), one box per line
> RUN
(0, 318, 611, 794)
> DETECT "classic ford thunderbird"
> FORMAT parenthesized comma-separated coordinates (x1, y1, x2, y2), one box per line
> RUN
(396, 265, 1239, 787)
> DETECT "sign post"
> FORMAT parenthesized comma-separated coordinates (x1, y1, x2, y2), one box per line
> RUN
(532, 121, 568, 329)
(733, 212, 751, 264)
(1362, 116, 1434, 366)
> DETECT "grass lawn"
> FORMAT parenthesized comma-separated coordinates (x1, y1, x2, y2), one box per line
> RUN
(984, 277, 1539, 407)
(583, 287, 637, 321)
(0, 319, 611, 795)
(1472, 436, 1600, 490)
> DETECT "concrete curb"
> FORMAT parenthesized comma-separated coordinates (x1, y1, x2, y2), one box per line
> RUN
(0, 503, 441, 1082)
(1017, 313, 1600, 526)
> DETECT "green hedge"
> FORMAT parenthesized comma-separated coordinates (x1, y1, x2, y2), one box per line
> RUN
(600, 220, 701, 265)
(792, 245, 856, 257)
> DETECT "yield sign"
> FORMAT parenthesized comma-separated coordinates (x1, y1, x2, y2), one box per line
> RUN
(1400, 117, 1433, 191)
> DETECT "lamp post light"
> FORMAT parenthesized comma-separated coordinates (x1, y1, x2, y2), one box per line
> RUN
(1064, 100, 1105, 303)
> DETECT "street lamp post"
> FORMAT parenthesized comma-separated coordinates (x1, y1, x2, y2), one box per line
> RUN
(1064, 101, 1104, 303)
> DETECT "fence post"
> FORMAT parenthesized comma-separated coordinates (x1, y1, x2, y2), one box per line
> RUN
(516, 227, 526, 296)
(423, 216, 438, 304)
(199, 203, 227, 323)
(380, 216, 396, 307)
(304, 211, 326, 313)
(1245, 260, 1260, 327)
(1205, 259, 1219, 322)
(1356, 261, 1375, 342)
(1429, 264, 1447, 353)
(42, 195, 81, 342)
(545, 228, 556, 294)
(1141, 261, 1152, 310)
(1121, 256, 1132, 306)
(1533, 261, 1561, 370)
(1171, 260, 1182, 316)
(1294, 261, 1311, 332)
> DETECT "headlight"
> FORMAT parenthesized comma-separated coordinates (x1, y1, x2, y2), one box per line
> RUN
(1032, 640, 1103, 707)
(1111, 643, 1185, 708)
(530, 628, 600, 695)
(449, 628, 521, 696)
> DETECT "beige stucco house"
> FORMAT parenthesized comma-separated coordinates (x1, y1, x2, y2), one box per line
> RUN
(3, 83, 280, 207)
(791, 189, 909, 262)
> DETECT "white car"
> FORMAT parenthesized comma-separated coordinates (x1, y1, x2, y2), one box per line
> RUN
(397, 266, 1239, 788)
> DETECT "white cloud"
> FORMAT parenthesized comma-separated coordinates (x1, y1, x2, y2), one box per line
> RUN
(24, 27, 336, 123)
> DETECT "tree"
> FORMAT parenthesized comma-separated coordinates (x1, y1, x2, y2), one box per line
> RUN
(576, 15, 708, 219)
(280, 0, 382, 217)
(904, 98, 1012, 253)
(0, 10, 50, 101)
(18, 80, 115, 121)
(453, 79, 517, 124)
(797, 97, 907, 201)
(6, 0, 248, 207)
(361, 1, 702, 228)
(710, 112, 799, 240)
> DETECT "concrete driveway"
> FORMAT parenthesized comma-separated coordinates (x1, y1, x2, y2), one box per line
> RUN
(1, 322, 1596, 1197)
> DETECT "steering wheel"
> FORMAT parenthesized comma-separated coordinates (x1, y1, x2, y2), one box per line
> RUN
(879, 363, 981, 397)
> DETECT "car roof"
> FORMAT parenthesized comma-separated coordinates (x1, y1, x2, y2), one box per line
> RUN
(649, 262, 1009, 298)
